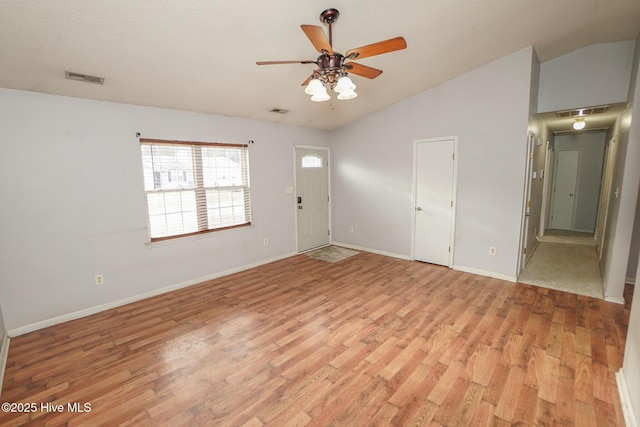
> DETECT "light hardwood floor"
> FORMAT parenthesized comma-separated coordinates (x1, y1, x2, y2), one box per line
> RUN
(1, 251, 633, 426)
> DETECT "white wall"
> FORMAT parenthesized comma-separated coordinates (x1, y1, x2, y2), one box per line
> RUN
(622, 257, 640, 425)
(619, 33, 640, 424)
(331, 46, 535, 279)
(600, 35, 640, 302)
(0, 303, 5, 336)
(538, 41, 635, 113)
(553, 132, 607, 232)
(628, 193, 640, 283)
(0, 301, 6, 397)
(0, 89, 328, 332)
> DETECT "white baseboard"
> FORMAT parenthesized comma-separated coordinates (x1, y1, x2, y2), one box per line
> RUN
(331, 241, 517, 282)
(8, 252, 297, 337)
(453, 265, 518, 282)
(605, 296, 627, 305)
(0, 331, 9, 398)
(626, 277, 636, 285)
(617, 369, 639, 427)
(574, 228, 595, 233)
(330, 241, 411, 261)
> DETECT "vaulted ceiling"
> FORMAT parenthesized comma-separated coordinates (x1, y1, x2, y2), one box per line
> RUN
(1, 1, 640, 130)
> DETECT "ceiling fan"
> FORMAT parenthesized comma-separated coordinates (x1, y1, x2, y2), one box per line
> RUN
(256, 8, 407, 101)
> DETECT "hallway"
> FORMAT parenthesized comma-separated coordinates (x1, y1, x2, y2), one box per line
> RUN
(518, 230, 603, 298)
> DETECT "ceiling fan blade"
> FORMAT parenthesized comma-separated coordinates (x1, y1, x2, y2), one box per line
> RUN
(256, 60, 316, 65)
(345, 37, 407, 60)
(345, 62, 383, 79)
(301, 25, 333, 54)
(301, 75, 314, 86)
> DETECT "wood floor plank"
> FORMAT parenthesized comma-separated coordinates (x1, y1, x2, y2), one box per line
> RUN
(575, 353, 595, 405)
(494, 366, 527, 422)
(0, 251, 632, 426)
(512, 384, 538, 425)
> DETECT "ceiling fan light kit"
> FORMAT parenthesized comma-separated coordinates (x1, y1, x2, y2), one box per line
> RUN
(256, 8, 407, 102)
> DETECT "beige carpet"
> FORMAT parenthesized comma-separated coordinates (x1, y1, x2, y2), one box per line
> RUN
(305, 246, 359, 263)
(518, 242, 603, 299)
(538, 230, 597, 246)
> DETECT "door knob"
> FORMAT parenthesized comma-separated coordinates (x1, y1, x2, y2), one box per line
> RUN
(298, 205, 303, 210)
(416, 207, 422, 211)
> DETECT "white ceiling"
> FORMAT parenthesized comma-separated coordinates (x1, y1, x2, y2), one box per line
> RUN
(1, 1, 640, 131)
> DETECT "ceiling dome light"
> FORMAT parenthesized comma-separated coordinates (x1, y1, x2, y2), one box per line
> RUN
(334, 76, 356, 93)
(337, 89, 357, 100)
(305, 78, 324, 95)
(310, 87, 330, 102)
(573, 118, 586, 130)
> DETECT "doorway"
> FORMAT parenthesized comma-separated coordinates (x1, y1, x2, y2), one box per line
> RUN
(413, 137, 457, 267)
(518, 131, 537, 273)
(295, 146, 330, 252)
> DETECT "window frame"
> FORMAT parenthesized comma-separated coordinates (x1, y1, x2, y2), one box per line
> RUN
(139, 138, 252, 242)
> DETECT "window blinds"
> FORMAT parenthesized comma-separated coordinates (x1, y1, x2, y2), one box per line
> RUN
(140, 138, 251, 241)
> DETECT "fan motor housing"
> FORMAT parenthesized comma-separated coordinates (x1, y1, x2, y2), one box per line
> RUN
(317, 53, 344, 69)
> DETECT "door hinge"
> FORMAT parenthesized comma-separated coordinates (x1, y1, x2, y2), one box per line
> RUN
(523, 247, 527, 254)
(452, 153, 455, 160)
(530, 152, 534, 159)
(450, 200, 453, 207)
(328, 230, 330, 236)
(448, 246, 451, 252)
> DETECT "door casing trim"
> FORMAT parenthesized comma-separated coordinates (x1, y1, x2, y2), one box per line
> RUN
(411, 136, 459, 267)
(293, 145, 331, 253)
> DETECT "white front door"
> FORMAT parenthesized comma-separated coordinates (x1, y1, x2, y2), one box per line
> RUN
(414, 138, 457, 266)
(550, 150, 579, 230)
(295, 147, 330, 252)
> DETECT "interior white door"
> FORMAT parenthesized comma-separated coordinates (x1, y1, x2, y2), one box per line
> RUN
(414, 138, 456, 266)
(550, 150, 579, 230)
(295, 147, 330, 252)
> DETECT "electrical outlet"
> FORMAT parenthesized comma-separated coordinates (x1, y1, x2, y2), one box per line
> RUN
(489, 247, 497, 256)
(263, 238, 269, 246)
(95, 274, 104, 286)
(348, 226, 354, 233)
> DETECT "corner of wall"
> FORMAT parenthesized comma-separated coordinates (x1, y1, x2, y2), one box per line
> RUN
(0, 303, 8, 398)
(530, 46, 541, 116)
(617, 368, 639, 427)
(627, 35, 640, 104)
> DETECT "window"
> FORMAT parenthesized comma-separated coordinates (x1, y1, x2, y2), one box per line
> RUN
(301, 154, 323, 168)
(140, 138, 251, 241)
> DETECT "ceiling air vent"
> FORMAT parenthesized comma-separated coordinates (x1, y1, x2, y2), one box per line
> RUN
(65, 71, 105, 85)
(270, 108, 289, 114)
(556, 105, 609, 117)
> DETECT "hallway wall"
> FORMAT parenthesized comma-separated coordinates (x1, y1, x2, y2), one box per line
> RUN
(538, 41, 635, 113)
(600, 34, 640, 301)
(627, 188, 640, 283)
